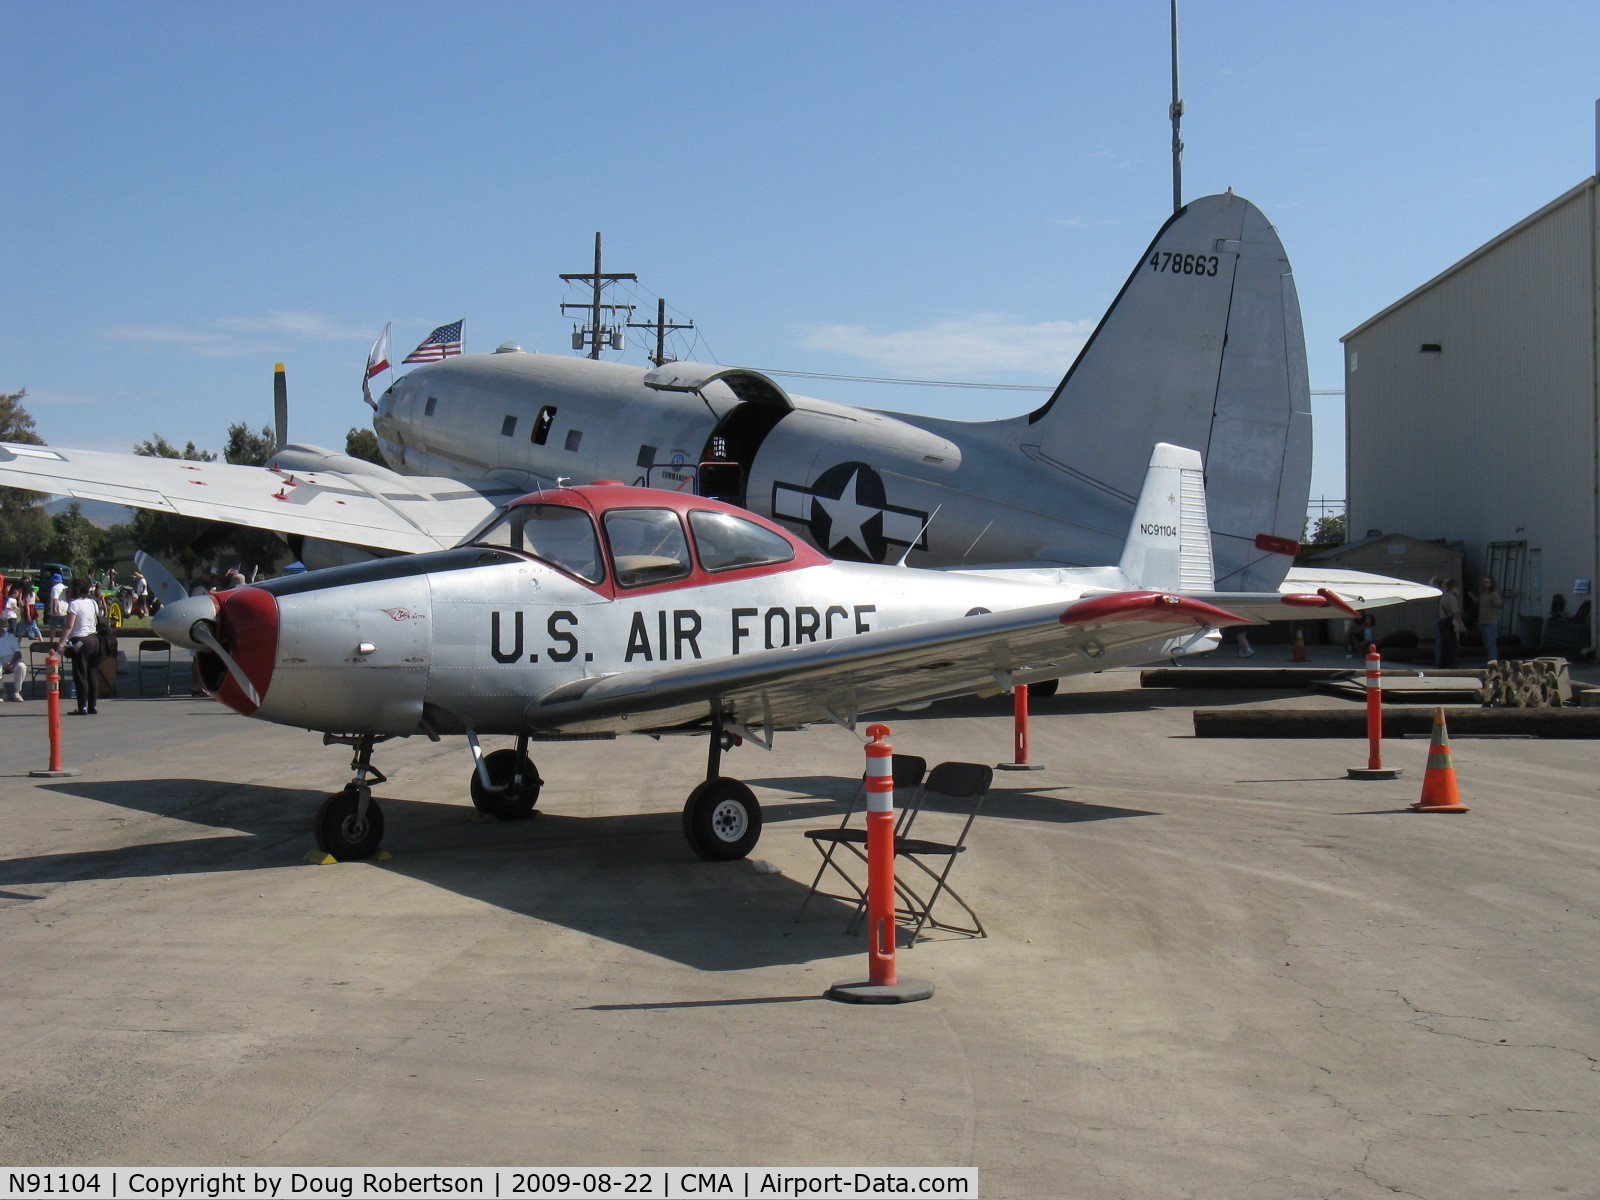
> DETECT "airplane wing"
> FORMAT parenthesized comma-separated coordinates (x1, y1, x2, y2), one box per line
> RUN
(1194, 569, 1442, 625)
(526, 591, 1243, 736)
(0, 442, 526, 555)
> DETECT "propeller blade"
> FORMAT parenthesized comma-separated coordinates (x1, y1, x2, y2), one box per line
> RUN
(273, 362, 288, 452)
(192, 622, 261, 708)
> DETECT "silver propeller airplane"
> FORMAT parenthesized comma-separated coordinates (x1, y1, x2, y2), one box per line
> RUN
(0, 192, 1312, 592)
(151, 445, 1427, 863)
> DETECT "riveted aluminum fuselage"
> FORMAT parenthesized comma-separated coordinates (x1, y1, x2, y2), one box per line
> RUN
(251, 549, 1195, 738)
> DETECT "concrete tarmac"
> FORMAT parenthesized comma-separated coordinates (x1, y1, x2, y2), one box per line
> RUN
(1, 656, 1597, 1197)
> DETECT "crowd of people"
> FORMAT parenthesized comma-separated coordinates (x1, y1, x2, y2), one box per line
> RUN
(0, 563, 254, 711)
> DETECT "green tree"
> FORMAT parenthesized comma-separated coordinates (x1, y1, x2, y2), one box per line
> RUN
(134, 434, 216, 461)
(345, 426, 386, 466)
(0, 388, 43, 445)
(224, 422, 277, 466)
(0, 389, 53, 568)
(44, 502, 109, 577)
(1303, 512, 1348, 549)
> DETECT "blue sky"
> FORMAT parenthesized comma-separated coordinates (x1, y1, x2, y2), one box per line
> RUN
(5, 1, 1600, 510)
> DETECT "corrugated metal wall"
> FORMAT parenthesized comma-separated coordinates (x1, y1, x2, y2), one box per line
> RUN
(1344, 181, 1597, 646)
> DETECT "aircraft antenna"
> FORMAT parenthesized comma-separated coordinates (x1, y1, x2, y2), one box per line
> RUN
(560, 232, 637, 359)
(1169, 0, 1184, 214)
(627, 297, 696, 367)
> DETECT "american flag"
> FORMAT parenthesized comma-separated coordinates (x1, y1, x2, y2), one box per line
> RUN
(402, 320, 465, 363)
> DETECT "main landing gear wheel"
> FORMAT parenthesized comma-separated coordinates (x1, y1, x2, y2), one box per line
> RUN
(682, 777, 762, 861)
(469, 749, 543, 821)
(314, 784, 385, 861)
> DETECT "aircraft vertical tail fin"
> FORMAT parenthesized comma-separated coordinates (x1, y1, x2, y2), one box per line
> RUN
(1023, 192, 1311, 592)
(1118, 444, 1214, 592)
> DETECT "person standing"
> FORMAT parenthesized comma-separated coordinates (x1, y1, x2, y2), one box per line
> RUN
(1477, 575, 1504, 662)
(0, 627, 24, 701)
(58, 580, 104, 715)
(47, 572, 69, 636)
(1437, 579, 1465, 669)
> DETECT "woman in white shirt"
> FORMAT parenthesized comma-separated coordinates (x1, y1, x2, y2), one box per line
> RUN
(58, 580, 105, 715)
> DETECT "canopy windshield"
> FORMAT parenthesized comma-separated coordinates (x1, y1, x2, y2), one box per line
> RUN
(473, 504, 605, 584)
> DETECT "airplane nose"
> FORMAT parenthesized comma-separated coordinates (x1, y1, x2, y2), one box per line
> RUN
(151, 593, 220, 651)
(154, 587, 280, 716)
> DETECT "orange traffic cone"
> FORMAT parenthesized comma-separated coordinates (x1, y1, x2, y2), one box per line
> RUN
(1411, 707, 1469, 813)
(1291, 627, 1308, 662)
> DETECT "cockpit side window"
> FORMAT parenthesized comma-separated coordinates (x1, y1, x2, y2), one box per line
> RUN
(689, 510, 796, 572)
(472, 504, 605, 584)
(604, 508, 692, 588)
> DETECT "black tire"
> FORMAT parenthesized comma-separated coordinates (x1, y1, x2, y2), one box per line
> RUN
(682, 777, 762, 861)
(469, 749, 543, 820)
(1028, 679, 1060, 699)
(314, 785, 385, 861)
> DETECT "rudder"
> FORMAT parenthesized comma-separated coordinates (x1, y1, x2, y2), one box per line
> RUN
(1024, 193, 1310, 592)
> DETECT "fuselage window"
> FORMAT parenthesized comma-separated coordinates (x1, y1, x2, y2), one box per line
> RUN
(472, 504, 604, 584)
(424, 397, 438, 417)
(531, 405, 557, 445)
(565, 428, 584, 453)
(689, 510, 797, 572)
(501, 415, 517, 437)
(604, 507, 692, 588)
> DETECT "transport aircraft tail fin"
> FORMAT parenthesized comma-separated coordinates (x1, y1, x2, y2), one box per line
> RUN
(1118, 443, 1214, 592)
(1023, 192, 1311, 593)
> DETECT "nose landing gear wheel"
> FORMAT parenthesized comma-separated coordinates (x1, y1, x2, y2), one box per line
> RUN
(314, 784, 385, 861)
(469, 749, 543, 821)
(682, 777, 762, 861)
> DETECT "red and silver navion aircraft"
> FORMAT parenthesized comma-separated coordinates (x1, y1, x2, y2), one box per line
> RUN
(152, 445, 1427, 862)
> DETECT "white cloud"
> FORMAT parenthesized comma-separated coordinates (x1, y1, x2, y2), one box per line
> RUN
(800, 313, 1095, 378)
(96, 311, 374, 358)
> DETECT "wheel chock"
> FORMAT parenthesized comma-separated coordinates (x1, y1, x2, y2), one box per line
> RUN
(375, 849, 394, 861)
(303, 850, 339, 865)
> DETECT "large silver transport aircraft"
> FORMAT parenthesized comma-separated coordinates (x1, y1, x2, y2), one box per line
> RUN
(0, 193, 1314, 593)
(151, 445, 1429, 863)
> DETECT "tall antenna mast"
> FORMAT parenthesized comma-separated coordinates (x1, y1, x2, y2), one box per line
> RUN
(560, 232, 637, 359)
(1169, 0, 1184, 214)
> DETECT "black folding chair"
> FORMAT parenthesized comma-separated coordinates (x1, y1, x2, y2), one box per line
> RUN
(798, 753, 926, 918)
(26, 642, 55, 699)
(135, 639, 174, 696)
(883, 761, 992, 941)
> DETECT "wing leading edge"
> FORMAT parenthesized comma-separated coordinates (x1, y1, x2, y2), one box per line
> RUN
(0, 442, 525, 555)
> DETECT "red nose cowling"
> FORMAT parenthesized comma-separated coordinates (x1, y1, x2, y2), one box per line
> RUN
(209, 586, 279, 716)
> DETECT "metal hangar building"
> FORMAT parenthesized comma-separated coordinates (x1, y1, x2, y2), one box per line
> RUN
(1341, 168, 1600, 655)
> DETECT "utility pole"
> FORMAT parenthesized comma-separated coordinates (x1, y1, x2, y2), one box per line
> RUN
(560, 232, 637, 359)
(1169, 0, 1184, 214)
(626, 297, 695, 367)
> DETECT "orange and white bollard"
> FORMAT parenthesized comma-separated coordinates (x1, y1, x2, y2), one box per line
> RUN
(997, 683, 1046, 772)
(29, 649, 81, 779)
(826, 724, 933, 1005)
(1347, 644, 1401, 780)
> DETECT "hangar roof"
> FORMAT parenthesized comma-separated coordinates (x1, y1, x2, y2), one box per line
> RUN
(1342, 176, 1596, 342)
